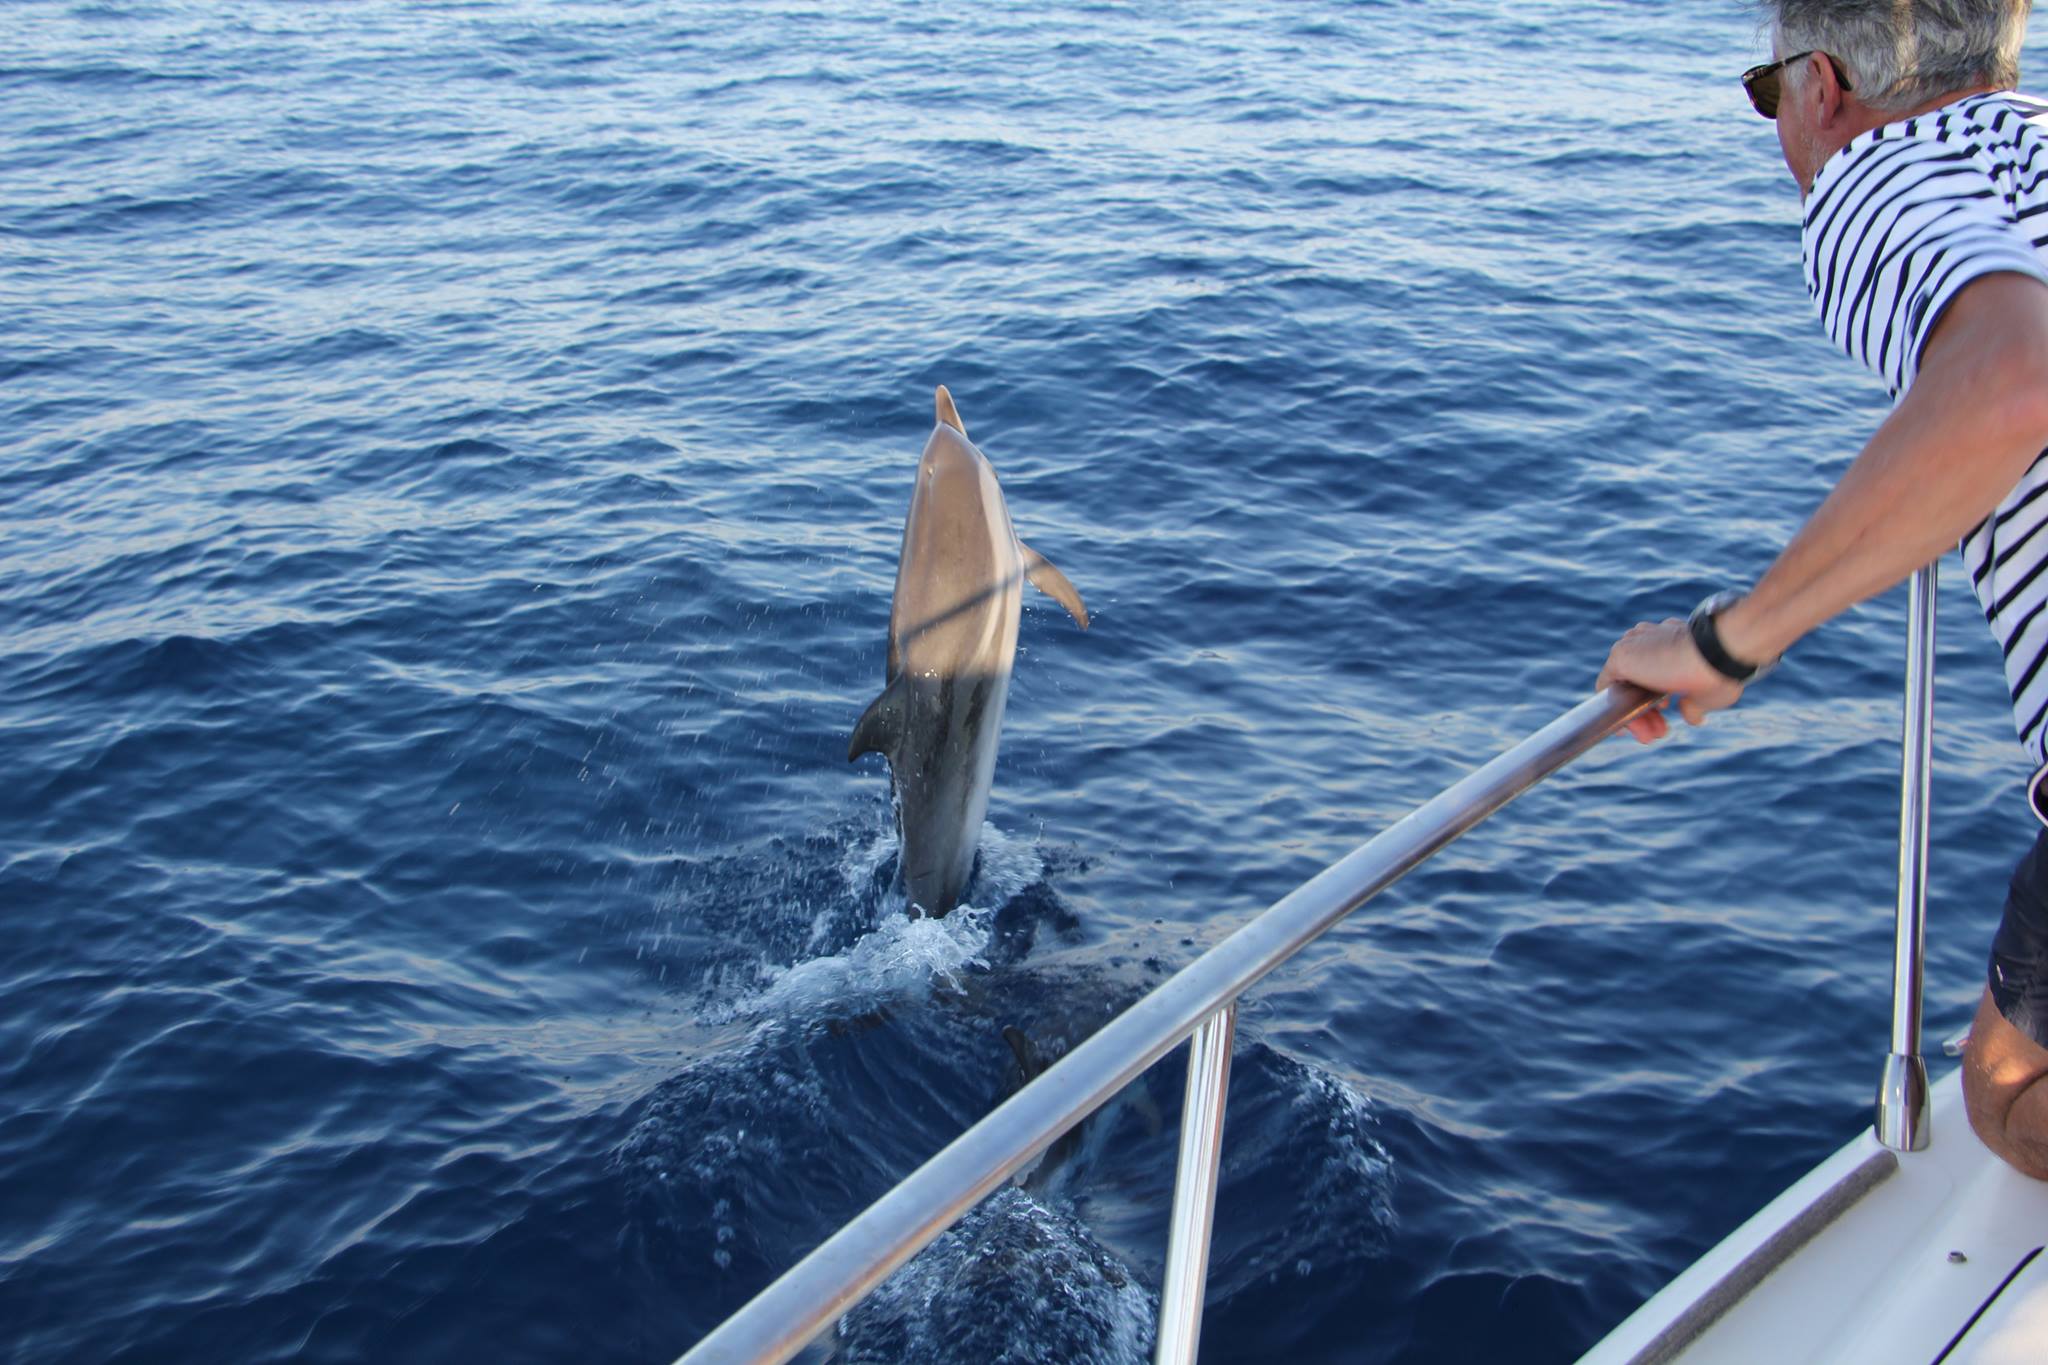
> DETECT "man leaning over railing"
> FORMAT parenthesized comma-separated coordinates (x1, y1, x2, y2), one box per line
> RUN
(1596, 0, 2048, 1181)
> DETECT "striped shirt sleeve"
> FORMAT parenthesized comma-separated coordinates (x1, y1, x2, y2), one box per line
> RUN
(1802, 134, 2048, 395)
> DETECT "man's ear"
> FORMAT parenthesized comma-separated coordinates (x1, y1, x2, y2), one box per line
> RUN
(1808, 51, 1851, 128)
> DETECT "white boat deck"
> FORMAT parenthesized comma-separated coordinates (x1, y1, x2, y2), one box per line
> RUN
(1580, 1067, 2048, 1365)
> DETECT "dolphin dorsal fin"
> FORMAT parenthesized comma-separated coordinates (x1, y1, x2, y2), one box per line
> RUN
(1002, 1025, 1048, 1083)
(848, 675, 909, 764)
(934, 385, 968, 437)
(1018, 542, 1089, 629)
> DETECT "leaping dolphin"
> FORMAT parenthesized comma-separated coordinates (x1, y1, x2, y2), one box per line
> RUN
(849, 387, 1088, 918)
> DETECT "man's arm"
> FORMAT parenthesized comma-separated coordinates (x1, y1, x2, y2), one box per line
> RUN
(1597, 272, 2048, 743)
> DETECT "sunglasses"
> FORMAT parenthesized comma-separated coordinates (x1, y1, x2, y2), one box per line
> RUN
(1741, 50, 1853, 118)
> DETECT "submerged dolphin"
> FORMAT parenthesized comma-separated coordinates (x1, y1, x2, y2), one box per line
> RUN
(849, 387, 1088, 917)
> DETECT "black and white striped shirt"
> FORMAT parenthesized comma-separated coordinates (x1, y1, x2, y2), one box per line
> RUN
(1803, 92, 2048, 760)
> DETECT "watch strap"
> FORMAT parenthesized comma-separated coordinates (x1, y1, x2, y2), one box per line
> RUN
(1688, 592, 1761, 683)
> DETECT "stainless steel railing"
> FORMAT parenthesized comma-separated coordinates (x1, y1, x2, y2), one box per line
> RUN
(675, 682, 1661, 1365)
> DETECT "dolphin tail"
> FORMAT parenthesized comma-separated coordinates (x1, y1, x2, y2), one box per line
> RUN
(1018, 541, 1089, 629)
(934, 385, 968, 436)
(848, 675, 908, 763)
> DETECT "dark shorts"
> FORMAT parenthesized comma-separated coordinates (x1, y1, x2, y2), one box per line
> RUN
(1990, 826, 2048, 1049)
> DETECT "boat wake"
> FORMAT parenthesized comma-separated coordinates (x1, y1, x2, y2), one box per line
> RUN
(622, 816, 1397, 1360)
(832, 1186, 1154, 1364)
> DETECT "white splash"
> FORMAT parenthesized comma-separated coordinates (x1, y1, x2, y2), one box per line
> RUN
(722, 904, 995, 1022)
(705, 822, 1045, 1026)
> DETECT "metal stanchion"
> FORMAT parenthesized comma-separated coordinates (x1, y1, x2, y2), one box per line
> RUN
(1154, 1003, 1238, 1365)
(1876, 564, 1935, 1152)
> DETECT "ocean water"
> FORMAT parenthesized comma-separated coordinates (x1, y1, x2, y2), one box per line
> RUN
(7, 2, 2047, 1361)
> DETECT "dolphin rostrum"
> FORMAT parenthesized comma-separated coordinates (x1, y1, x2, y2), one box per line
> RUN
(848, 387, 1088, 917)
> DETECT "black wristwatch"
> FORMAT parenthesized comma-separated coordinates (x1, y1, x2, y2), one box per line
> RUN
(1687, 590, 1775, 683)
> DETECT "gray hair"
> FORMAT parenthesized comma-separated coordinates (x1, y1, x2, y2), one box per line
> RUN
(1764, 1, 2032, 110)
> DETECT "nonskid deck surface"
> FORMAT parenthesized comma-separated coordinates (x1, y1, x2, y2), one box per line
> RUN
(1580, 1068, 2048, 1365)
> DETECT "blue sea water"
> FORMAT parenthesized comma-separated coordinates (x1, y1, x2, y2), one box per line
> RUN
(9, 1, 2048, 1361)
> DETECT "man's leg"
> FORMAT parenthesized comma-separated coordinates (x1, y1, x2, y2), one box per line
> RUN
(1963, 826, 2048, 1179)
(1963, 985, 2048, 1180)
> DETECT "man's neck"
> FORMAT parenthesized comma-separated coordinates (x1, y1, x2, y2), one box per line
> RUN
(1796, 82, 2003, 197)
(1830, 84, 2001, 156)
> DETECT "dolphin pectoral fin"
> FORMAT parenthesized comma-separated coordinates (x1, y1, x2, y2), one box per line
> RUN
(934, 385, 968, 436)
(848, 677, 907, 763)
(1018, 542, 1089, 629)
